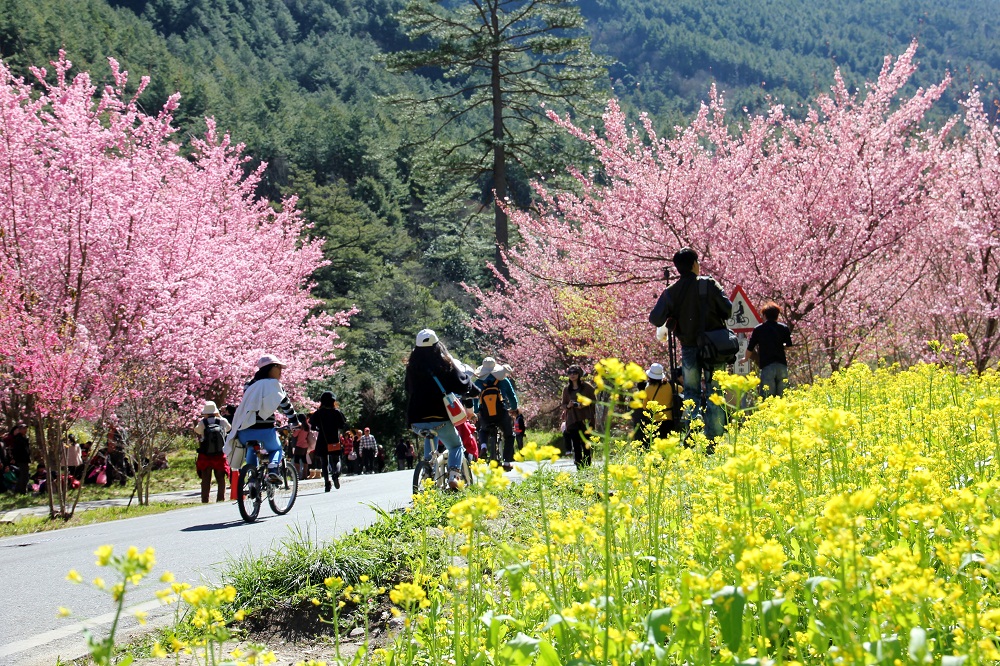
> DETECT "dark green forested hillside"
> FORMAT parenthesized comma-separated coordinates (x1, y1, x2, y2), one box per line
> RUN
(582, 0, 1000, 121)
(2, 0, 999, 439)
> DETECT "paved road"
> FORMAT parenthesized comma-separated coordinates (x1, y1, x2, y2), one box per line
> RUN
(0, 469, 415, 666)
(0, 459, 572, 665)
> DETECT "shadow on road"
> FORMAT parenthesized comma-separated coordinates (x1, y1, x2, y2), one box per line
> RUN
(180, 520, 249, 532)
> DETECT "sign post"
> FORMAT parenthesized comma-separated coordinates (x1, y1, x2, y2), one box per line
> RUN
(726, 286, 762, 376)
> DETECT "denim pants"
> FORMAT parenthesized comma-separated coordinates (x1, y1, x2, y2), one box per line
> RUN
(411, 420, 465, 469)
(759, 363, 789, 398)
(680, 345, 725, 441)
(237, 428, 283, 468)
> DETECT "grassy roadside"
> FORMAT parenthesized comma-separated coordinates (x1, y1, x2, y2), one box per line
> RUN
(0, 447, 201, 514)
(0, 501, 197, 538)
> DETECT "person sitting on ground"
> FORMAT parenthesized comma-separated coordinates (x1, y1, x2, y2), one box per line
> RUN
(405, 328, 472, 490)
(225, 354, 300, 484)
(193, 401, 231, 503)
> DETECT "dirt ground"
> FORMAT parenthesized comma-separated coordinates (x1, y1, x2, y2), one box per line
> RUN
(126, 597, 400, 665)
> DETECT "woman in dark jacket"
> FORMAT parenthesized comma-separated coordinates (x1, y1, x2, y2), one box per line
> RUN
(309, 391, 348, 492)
(561, 365, 597, 468)
(405, 328, 471, 489)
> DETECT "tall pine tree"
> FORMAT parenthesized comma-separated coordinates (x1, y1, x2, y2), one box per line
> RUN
(385, 0, 608, 278)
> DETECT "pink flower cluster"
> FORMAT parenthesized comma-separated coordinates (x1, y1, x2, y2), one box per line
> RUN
(0, 53, 353, 428)
(474, 43, 1000, 397)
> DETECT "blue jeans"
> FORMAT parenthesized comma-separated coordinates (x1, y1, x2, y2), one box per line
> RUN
(411, 421, 465, 470)
(681, 345, 725, 441)
(237, 428, 283, 468)
(759, 363, 789, 398)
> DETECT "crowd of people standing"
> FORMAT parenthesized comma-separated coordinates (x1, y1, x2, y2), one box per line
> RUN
(5, 247, 794, 502)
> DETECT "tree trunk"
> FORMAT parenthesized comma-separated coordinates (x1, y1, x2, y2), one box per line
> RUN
(490, 3, 509, 281)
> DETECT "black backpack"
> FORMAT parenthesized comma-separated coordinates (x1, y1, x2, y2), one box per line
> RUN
(199, 418, 226, 455)
(479, 382, 506, 418)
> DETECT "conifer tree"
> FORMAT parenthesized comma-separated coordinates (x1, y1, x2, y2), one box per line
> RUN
(384, 0, 608, 278)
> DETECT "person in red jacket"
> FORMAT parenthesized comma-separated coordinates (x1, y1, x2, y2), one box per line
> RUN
(456, 409, 479, 461)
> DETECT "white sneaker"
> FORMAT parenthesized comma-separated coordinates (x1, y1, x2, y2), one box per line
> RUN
(447, 467, 461, 490)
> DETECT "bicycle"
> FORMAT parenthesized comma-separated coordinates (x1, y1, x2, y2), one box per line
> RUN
(411, 426, 474, 494)
(236, 432, 299, 523)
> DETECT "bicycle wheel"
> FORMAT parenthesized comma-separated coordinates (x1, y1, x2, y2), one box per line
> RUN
(237, 465, 261, 523)
(269, 459, 298, 515)
(412, 460, 434, 494)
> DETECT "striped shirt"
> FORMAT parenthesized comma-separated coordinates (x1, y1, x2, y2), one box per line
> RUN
(358, 434, 378, 452)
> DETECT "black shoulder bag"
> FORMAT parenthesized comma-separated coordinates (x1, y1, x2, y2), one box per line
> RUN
(696, 279, 739, 366)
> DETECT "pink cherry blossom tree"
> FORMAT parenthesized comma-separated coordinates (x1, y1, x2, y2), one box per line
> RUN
(0, 54, 352, 517)
(473, 44, 971, 403)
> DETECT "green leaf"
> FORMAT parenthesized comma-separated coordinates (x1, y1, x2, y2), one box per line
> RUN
(498, 562, 530, 597)
(643, 607, 673, 644)
(498, 632, 540, 666)
(543, 613, 570, 630)
(863, 636, 902, 665)
(711, 585, 746, 653)
(806, 576, 837, 592)
(536, 640, 562, 666)
(959, 553, 985, 572)
(908, 627, 930, 663)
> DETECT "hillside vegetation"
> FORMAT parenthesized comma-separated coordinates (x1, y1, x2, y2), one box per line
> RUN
(1, 0, 999, 435)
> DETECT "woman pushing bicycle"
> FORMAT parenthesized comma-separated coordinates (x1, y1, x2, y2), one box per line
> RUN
(225, 354, 300, 484)
(405, 329, 472, 490)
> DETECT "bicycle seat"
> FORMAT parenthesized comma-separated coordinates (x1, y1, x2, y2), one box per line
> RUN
(416, 429, 436, 438)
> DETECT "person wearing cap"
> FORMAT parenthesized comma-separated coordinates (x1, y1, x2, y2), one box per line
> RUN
(310, 391, 348, 491)
(225, 354, 300, 484)
(649, 248, 732, 445)
(472, 356, 519, 470)
(405, 328, 472, 489)
(562, 365, 597, 468)
(632, 363, 676, 443)
(193, 401, 232, 503)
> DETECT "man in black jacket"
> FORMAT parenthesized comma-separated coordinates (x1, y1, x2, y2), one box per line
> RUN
(649, 248, 732, 443)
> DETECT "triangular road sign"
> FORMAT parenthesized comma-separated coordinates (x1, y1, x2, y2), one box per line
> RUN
(727, 285, 762, 334)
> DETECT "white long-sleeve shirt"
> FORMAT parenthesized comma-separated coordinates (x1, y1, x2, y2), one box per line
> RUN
(224, 379, 296, 456)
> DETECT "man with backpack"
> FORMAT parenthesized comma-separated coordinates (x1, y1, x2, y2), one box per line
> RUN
(193, 401, 231, 503)
(473, 357, 519, 471)
(649, 248, 733, 446)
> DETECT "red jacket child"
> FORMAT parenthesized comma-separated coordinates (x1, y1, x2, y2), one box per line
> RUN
(456, 420, 479, 460)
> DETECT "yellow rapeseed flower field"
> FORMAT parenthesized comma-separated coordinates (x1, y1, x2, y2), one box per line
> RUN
(382, 360, 1000, 665)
